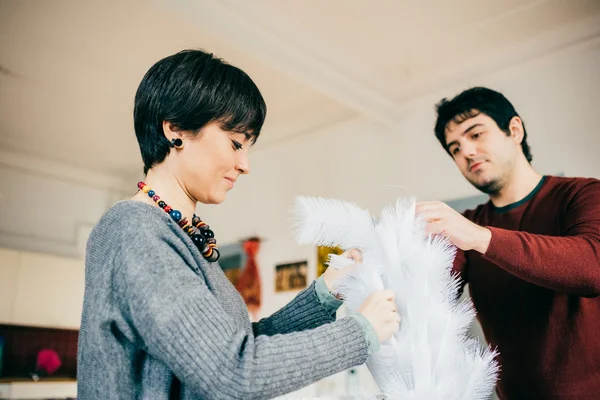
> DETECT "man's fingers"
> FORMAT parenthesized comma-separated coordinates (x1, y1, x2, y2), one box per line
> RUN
(426, 220, 446, 235)
(415, 201, 442, 210)
(415, 201, 449, 214)
(416, 209, 443, 222)
(416, 203, 444, 219)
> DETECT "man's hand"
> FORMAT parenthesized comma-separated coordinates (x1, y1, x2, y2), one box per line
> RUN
(416, 201, 492, 254)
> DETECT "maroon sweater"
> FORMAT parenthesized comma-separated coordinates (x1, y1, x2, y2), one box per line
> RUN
(454, 175, 600, 400)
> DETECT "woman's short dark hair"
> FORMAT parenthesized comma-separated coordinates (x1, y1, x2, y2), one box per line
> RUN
(434, 87, 532, 163)
(134, 49, 267, 174)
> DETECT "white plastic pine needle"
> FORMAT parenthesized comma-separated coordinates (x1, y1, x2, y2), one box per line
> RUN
(291, 196, 377, 251)
(291, 196, 499, 400)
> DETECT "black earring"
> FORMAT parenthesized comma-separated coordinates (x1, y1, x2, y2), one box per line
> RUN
(170, 138, 183, 148)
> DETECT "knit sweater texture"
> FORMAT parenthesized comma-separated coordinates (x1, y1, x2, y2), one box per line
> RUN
(454, 176, 600, 399)
(77, 200, 369, 399)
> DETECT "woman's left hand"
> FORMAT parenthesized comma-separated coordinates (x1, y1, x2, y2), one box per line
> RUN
(322, 248, 362, 291)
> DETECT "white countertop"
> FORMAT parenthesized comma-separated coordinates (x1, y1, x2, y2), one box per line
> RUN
(0, 379, 76, 400)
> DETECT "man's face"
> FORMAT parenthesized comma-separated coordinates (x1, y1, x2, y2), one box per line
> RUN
(445, 112, 520, 195)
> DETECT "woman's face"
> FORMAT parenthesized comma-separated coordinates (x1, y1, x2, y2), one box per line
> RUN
(171, 121, 252, 204)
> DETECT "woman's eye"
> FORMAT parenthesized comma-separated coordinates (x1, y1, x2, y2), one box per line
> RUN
(232, 140, 243, 150)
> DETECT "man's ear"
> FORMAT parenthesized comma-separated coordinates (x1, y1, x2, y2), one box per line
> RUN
(508, 116, 524, 144)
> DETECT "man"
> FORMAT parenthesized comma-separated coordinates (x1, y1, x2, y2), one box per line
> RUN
(417, 87, 600, 399)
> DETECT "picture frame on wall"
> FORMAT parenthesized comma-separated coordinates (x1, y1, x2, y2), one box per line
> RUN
(275, 260, 308, 292)
(316, 245, 343, 277)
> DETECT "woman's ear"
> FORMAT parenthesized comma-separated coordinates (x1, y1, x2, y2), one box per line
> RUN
(163, 121, 184, 149)
(162, 121, 182, 140)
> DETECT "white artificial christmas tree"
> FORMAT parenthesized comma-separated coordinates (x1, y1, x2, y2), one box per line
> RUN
(292, 196, 498, 400)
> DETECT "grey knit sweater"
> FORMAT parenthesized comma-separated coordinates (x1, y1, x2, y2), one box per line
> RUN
(77, 201, 369, 399)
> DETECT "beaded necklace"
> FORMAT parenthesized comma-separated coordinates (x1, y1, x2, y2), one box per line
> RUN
(137, 181, 220, 262)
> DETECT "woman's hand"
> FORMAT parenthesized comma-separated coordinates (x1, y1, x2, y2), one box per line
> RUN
(322, 248, 362, 291)
(358, 289, 401, 342)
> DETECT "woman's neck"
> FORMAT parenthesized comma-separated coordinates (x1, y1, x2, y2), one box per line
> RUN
(132, 167, 197, 224)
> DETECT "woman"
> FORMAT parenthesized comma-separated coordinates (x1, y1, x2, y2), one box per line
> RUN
(77, 49, 400, 399)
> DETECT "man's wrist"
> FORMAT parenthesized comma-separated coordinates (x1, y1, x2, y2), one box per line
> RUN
(474, 227, 492, 254)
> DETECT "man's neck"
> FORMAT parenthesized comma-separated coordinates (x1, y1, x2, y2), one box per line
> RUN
(490, 162, 543, 208)
(132, 166, 196, 224)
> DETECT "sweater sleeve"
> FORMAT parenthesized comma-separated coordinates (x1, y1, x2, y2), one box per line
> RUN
(113, 231, 368, 400)
(251, 276, 341, 337)
(482, 179, 600, 297)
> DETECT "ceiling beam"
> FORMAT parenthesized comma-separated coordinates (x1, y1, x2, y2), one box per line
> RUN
(154, 0, 404, 126)
(0, 148, 131, 193)
(395, 11, 600, 104)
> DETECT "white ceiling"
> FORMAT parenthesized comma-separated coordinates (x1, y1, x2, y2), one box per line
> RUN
(1, 0, 599, 181)
(225, 0, 600, 101)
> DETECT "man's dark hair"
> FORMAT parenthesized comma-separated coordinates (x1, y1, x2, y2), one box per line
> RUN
(434, 87, 532, 162)
(134, 49, 267, 174)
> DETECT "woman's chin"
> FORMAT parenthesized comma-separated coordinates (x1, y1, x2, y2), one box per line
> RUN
(205, 192, 228, 205)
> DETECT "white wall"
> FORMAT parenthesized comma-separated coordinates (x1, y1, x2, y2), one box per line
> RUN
(0, 154, 131, 258)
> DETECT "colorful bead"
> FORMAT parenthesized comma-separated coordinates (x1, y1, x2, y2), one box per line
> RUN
(191, 234, 206, 246)
(136, 182, 219, 262)
(170, 210, 182, 222)
(206, 249, 219, 262)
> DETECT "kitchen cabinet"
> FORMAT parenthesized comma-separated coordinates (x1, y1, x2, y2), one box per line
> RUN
(12, 251, 85, 329)
(0, 379, 77, 399)
(0, 249, 85, 329)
